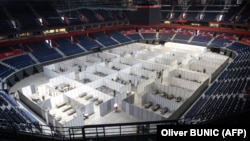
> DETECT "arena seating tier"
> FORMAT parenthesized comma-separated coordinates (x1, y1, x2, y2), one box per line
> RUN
(28, 41, 62, 62)
(92, 32, 118, 46)
(141, 33, 156, 39)
(75, 35, 101, 50)
(190, 36, 212, 46)
(0, 90, 39, 131)
(0, 64, 15, 79)
(53, 38, 84, 56)
(159, 33, 174, 40)
(173, 33, 192, 42)
(108, 31, 131, 43)
(211, 38, 233, 47)
(2, 54, 36, 69)
(126, 33, 143, 41)
(184, 41, 250, 124)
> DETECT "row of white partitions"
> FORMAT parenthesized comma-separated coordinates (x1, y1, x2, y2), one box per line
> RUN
(144, 82, 193, 101)
(122, 95, 167, 121)
(19, 42, 229, 134)
(189, 59, 221, 74)
(169, 68, 209, 83)
(200, 52, 229, 64)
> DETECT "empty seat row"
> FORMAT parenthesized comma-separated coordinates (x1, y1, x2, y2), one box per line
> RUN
(0, 108, 26, 124)
(92, 32, 118, 47)
(126, 33, 143, 40)
(141, 33, 156, 39)
(28, 41, 62, 62)
(109, 31, 131, 43)
(0, 64, 15, 79)
(54, 38, 84, 56)
(75, 35, 100, 50)
(2, 54, 36, 69)
(0, 90, 18, 106)
(184, 41, 250, 124)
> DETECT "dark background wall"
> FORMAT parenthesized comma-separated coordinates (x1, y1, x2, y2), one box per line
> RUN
(129, 7, 161, 25)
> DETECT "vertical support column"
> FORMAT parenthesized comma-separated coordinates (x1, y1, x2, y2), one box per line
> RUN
(45, 109, 49, 124)
(134, 93, 142, 106)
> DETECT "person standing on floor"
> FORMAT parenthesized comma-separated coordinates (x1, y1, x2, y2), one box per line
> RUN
(161, 69, 164, 83)
(114, 103, 119, 112)
(113, 90, 116, 97)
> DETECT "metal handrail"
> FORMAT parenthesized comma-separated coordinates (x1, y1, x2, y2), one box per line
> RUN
(0, 119, 178, 140)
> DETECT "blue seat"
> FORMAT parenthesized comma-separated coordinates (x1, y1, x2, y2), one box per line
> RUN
(75, 35, 101, 50)
(173, 34, 192, 42)
(53, 38, 84, 56)
(92, 32, 118, 47)
(159, 33, 174, 40)
(28, 41, 62, 62)
(108, 31, 131, 43)
(3, 54, 36, 69)
(211, 38, 232, 47)
(141, 33, 156, 39)
(126, 33, 142, 40)
(0, 64, 15, 79)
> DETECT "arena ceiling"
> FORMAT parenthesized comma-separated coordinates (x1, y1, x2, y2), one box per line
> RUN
(2, 0, 248, 10)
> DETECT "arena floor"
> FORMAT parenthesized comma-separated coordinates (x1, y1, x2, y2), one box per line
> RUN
(10, 72, 139, 125)
(9, 42, 229, 125)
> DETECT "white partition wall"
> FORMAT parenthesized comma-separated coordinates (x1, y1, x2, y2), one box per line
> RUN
(138, 48, 163, 56)
(121, 67, 157, 80)
(48, 75, 82, 89)
(144, 82, 193, 100)
(169, 77, 202, 91)
(43, 61, 78, 78)
(105, 45, 132, 57)
(144, 93, 182, 112)
(87, 79, 128, 94)
(85, 65, 117, 77)
(108, 62, 130, 71)
(78, 71, 101, 84)
(151, 57, 177, 66)
(43, 65, 61, 78)
(122, 95, 167, 121)
(96, 52, 118, 61)
(49, 94, 65, 108)
(106, 72, 140, 87)
(112, 57, 142, 66)
(169, 68, 209, 83)
(189, 59, 219, 74)
(164, 42, 206, 54)
(201, 52, 229, 63)
(106, 43, 145, 57)
(133, 53, 151, 60)
(64, 94, 94, 115)
(134, 62, 169, 73)
(77, 55, 102, 66)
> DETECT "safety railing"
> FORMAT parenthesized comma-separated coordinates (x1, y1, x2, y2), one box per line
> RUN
(0, 119, 178, 140)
